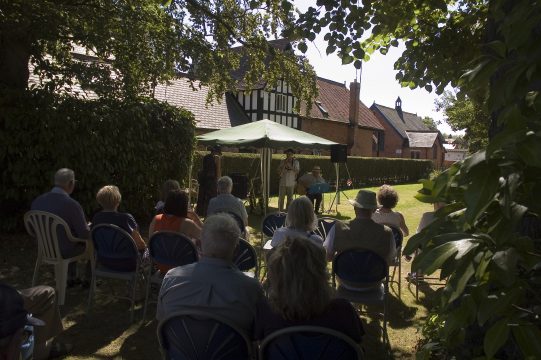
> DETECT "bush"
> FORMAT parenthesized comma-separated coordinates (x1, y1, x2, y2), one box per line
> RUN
(0, 90, 196, 231)
(192, 151, 433, 195)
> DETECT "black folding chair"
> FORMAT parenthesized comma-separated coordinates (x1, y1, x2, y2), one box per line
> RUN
(233, 238, 259, 278)
(143, 232, 199, 320)
(259, 325, 363, 360)
(315, 217, 336, 239)
(332, 249, 390, 352)
(157, 310, 253, 360)
(259, 212, 287, 279)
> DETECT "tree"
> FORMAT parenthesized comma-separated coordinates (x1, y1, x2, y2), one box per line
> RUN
(0, 0, 317, 106)
(435, 90, 490, 152)
(291, 0, 541, 358)
(421, 116, 438, 131)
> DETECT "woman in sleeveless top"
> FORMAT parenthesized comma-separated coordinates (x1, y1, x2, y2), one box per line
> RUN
(372, 184, 409, 236)
(148, 189, 203, 273)
(269, 196, 323, 249)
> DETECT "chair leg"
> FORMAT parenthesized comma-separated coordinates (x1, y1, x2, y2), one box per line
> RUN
(32, 258, 41, 287)
(142, 267, 153, 321)
(55, 262, 70, 306)
(398, 259, 402, 299)
(130, 277, 137, 323)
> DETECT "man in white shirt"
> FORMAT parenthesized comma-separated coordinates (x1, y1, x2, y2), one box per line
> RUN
(277, 149, 299, 212)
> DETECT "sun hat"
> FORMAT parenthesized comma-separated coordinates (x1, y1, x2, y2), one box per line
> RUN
(312, 165, 321, 171)
(0, 283, 44, 340)
(348, 190, 378, 209)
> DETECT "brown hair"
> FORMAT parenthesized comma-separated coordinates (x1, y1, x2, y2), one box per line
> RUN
(160, 179, 181, 202)
(377, 184, 399, 209)
(163, 189, 188, 218)
(267, 237, 332, 320)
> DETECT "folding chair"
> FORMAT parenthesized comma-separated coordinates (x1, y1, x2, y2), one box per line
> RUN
(24, 210, 94, 306)
(259, 325, 363, 360)
(259, 212, 287, 279)
(332, 250, 390, 351)
(157, 310, 253, 360)
(87, 224, 144, 322)
(315, 217, 336, 239)
(388, 226, 403, 299)
(143, 231, 199, 320)
(233, 238, 259, 278)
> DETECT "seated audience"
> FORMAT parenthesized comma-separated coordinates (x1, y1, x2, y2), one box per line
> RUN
(92, 185, 146, 250)
(324, 190, 396, 289)
(155, 179, 181, 214)
(267, 196, 323, 249)
(255, 237, 364, 343)
(297, 165, 326, 214)
(149, 189, 203, 273)
(31, 168, 90, 285)
(0, 283, 69, 360)
(207, 176, 248, 228)
(372, 184, 409, 236)
(157, 214, 264, 333)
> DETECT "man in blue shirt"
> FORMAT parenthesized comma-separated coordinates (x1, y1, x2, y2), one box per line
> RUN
(31, 168, 90, 284)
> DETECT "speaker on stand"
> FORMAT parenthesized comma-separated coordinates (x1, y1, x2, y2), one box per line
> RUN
(330, 144, 348, 163)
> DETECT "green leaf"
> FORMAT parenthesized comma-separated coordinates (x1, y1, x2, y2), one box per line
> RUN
(512, 325, 541, 358)
(297, 42, 308, 53)
(484, 318, 510, 358)
(414, 241, 464, 275)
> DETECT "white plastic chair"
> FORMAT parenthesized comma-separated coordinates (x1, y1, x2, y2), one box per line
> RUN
(24, 210, 93, 306)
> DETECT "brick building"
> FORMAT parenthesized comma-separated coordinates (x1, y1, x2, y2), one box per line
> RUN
(371, 97, 445, 167)
(300, 77, 384, 156)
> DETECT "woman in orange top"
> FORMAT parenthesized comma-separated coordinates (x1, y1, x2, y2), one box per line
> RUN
(148, 189, 203, 273)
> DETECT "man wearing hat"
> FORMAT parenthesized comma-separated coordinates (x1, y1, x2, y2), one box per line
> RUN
(0, 283, 67, 360)
(323, 190, 396, 289)
(298, 165, 326, 214)
(277, 149, 299, 212)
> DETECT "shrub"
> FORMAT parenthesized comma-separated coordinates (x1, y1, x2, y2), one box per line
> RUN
(0, 90, 195, 231)
(192, 151, 433, 195)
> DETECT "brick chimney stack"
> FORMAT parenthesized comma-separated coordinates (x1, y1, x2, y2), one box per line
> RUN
(349, 79, 360, 126)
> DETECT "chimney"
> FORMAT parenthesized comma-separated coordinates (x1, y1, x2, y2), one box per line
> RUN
(349, 79, 360, 126)
(348, 79, 361, 152)
(395, 96, 404, 121)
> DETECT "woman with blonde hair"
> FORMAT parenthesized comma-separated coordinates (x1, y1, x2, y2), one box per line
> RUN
(255, 237, 364, 342)
(372, 184, 409, 236)
(268, 196, 323, 249)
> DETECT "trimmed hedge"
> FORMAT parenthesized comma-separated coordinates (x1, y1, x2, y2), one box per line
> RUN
(192, 151, 433, 195)
(0, 90, 195, 231)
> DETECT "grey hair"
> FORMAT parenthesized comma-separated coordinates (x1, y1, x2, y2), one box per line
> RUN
(54, 168, 75, 187)
(217, 176, 233, 194)
(201, 214, 240, 260)
(286, 196, 317, 231)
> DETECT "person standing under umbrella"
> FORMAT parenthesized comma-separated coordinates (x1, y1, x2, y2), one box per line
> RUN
(196, 145, 222, 216)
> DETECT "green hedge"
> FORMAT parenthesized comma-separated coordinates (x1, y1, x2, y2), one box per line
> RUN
(192, 151, 433, 195)
(0, 90, 195, 231)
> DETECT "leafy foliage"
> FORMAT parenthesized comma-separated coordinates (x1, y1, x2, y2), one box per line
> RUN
(0, 0, 317, 108)
(0, 90, 195, 231)
(421, 116, 438, 131)
(436, 91, 490, 152)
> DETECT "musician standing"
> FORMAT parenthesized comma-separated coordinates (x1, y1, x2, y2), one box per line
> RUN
(277, 149, 299, 212)
(298, 165, 326, 214)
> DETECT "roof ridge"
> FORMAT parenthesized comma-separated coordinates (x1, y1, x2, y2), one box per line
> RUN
(317, 76, 346, 87)
(373, 102, 420, 118)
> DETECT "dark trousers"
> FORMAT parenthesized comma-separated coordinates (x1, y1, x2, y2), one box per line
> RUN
(307, 193, 323, 213)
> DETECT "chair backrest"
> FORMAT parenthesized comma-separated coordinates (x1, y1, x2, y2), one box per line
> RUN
(388, 226, 403, 249)
(91, 224, 139, 271)
(259, 326, 363, 360)
(261, 212, 287, 237)
(233, 238, 257, 273)
(333, 249, 388, 284)
(157, 310, 252, 360)
(24, 210, 72, 261)
(149, 231, 199, 268)
(315, 217, 336, 239)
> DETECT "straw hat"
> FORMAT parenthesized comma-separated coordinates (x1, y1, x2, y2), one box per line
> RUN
(312, 165, 321, 172)
(348, 190, 378, 209)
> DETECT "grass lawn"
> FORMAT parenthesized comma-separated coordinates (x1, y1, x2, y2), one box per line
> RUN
(0, 183, 439, 359)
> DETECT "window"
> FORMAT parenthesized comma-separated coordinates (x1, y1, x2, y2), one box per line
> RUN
(275, 94, 287, 112)
(411, 150, 421, 159)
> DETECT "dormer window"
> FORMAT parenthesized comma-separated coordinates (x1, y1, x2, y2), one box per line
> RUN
(315, 100, 329, 117)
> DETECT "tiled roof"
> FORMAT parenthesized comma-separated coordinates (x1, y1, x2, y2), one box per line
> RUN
(154, 78, 250, 130)
(371, 103, 429, 138)
(300, 77, 384, 131)
(405, 131, 439, 148)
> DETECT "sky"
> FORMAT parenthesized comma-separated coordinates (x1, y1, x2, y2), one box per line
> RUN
(294, 1, 456, 135)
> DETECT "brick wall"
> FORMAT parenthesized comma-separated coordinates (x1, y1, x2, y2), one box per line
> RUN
(372, 111, 405, 158)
